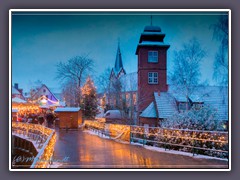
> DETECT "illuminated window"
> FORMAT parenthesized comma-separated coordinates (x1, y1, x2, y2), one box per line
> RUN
(148, 72, 158, 84)
(148, 51, 158, 63)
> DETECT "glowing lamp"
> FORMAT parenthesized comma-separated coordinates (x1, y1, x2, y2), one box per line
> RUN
(41, 98, 47, 104)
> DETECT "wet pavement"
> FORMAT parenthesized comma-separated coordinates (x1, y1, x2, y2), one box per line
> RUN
(52, 129, 228, 169)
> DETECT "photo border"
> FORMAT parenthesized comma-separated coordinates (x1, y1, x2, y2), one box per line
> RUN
(9, 8, 231, 172)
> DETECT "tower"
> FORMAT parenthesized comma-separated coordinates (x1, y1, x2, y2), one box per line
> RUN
(110, 43, 126, 80)
(136, 25, 170, 117)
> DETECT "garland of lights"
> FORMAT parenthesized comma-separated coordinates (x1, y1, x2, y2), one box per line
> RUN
(84, 120, 228, 158)
(29, 95, 60, 105)
(12, 122, 56, 168)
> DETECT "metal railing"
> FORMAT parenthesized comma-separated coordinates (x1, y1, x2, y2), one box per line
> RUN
(12, 122, 56, 168)
(130, 126, 228, 158)
(83, 120, 228, 159)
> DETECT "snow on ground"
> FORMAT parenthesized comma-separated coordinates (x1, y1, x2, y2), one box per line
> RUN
(83, 130, 110, 139)
(49, 162, 63, 168)
(83, 130, 228, 162)
(131, 142, 228, 161)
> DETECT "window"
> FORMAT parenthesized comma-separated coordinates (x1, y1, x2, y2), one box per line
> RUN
(193, 103, 203, 110)
(148, 51, 158, 63)
(179, 103, 187, 112)
(43, 89, 46, 93)
(148, 72, 158, 84)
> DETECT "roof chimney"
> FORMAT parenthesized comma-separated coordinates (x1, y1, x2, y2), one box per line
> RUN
(14, 83, 19, 90)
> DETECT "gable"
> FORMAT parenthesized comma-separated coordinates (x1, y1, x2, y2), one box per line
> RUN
(32, 84, 58, 102)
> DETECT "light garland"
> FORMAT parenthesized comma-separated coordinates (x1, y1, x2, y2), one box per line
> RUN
(84, 120, 228, 158)
(12, 122, 57, 168)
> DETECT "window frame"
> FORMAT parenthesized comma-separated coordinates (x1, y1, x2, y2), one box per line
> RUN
(148, 72, 158, 84)
(148, 51, 158, 63)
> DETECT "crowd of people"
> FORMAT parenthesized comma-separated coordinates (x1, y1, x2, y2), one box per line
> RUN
(16, 109, 57, 128)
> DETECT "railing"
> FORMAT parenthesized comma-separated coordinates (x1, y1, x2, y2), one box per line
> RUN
(84, 120, 130, 141)
(12, 122, 57, 168)
(83, 120, 228, 159)
(130, 126, 229, 159)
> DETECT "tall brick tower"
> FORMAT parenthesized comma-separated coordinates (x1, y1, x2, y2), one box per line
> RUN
(136, 25, 170, 118)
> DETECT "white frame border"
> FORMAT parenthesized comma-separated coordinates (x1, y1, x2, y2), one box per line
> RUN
(9, 9, 231, 172)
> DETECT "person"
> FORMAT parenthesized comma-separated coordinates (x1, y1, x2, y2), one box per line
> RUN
(46, 110, 54, 128)
(38, 113, 45, 125)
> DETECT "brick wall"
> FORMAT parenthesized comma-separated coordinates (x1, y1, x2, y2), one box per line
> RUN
(137, 46, 168, 114)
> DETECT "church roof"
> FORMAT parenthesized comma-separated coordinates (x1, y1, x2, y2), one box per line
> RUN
(112, 44, 126, 77)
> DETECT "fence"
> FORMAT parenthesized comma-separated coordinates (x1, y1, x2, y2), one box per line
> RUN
(84, 120, 130, 141)
(84, 120, 229, 159)
(12, 122, 57, 168)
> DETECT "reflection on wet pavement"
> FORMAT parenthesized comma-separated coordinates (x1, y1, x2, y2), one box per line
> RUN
(52, 130, 228, 169)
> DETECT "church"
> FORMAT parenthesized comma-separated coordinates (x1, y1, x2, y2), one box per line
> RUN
(104, 24, 228, 127)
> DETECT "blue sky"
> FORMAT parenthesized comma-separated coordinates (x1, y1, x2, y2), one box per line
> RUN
(11, 11, 228, 93)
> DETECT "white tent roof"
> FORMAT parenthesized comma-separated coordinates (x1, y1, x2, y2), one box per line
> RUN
(54, 107, 80, 112)
(12, 97, 26, 103)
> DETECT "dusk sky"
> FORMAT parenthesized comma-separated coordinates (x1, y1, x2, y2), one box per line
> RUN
(11, 11, 228, 93)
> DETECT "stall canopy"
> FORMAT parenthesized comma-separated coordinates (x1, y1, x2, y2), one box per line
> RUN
(12, 97, 26, 104)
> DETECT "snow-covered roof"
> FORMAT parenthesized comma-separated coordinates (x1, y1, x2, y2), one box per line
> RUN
(120, 72, 138, 92)
(12, 97, 26, 103)
(140, 102, 157, 118)
(141, 32, 165, 35)
(12, 108, 18, 113)
(12, 87, 21, 95)
(154, 92, 178, 118)
(138, 41, 170, 46)
(158, 86, 228, 120)
(54, 107, 80, 112)
(144, 26, 161, 32)
(104, 110, 121, 119)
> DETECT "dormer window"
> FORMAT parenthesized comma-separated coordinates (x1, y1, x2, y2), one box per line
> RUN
(148, 51, 158, 63)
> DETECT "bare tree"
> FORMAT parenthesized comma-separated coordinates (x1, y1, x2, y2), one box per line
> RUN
(61, 79, 78, 107)
(97, 67, 111, 94)
(211, 15, 228, 85)
(56, 55, 94, 106)
(97, 67, 112, 111)
(170, 38, 206, 110)
(120, 72, 137, 124)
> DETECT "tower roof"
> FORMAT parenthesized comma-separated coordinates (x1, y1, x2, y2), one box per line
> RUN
(135, 25, 170, 54)
(114, 44, 123, 72)
(112, 44, 126, 77)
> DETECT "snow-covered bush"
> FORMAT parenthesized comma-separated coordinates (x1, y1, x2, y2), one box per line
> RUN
(161, 105, 224, 131)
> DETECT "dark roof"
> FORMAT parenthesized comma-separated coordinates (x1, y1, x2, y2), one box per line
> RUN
(136, 25, 170, 54)
(144, 26, 161, 32)
(111, 44, 126, 78)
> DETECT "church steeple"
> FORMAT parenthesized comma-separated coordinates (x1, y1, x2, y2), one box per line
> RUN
(114, 43, 123, 73)
(111, 43, 126, 79)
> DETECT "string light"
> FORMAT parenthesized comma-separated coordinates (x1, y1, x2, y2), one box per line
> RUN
(84, 120, 228, 158)
(12, 122, 56, 168)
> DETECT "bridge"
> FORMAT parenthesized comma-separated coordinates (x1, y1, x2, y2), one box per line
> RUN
(11, 121, 228, 169)
(12, 122, 56, 168)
